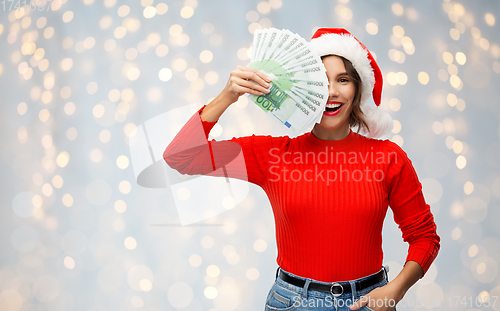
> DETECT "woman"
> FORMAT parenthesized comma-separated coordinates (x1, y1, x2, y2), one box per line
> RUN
(164, 28, 440, 311)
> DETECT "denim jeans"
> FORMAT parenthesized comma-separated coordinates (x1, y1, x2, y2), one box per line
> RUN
(264, 266, 396, 311)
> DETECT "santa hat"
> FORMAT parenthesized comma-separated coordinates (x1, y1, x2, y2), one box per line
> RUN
(310, 28, 393, 138)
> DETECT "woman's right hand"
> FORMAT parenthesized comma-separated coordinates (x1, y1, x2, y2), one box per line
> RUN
(200, 66, 273, 123)
(221, 65, 272, 104)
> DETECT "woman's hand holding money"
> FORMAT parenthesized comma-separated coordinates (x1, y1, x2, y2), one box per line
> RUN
(224, 65, 272, 102)
(201, 66, 271, 123)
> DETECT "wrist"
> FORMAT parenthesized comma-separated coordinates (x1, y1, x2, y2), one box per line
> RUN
(218, 87, 238, 105)
(384, 261, 423, 299)
(385, 280, 406, 303)
(200, 90, 234, 123)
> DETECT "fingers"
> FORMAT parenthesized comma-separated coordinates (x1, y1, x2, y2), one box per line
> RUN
(233, 66, 272, 88)
(233, 75, 270, 94)
(351, 296, 369, 310)
(229, 66, 272, 96)
(237, 65, 273, 84)
(350, 300, 361, 310)
(231, 83, 265, 96)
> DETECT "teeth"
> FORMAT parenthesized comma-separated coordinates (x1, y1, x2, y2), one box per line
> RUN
(326, 103, 342, 108)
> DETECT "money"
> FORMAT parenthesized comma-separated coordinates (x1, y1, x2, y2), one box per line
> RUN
(246, 28, 328, 135)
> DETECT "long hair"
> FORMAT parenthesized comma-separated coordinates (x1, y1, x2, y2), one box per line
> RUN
(321, 55, 370, 135)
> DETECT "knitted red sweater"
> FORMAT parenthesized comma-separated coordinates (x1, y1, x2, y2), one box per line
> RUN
(164, 105, 440, 282)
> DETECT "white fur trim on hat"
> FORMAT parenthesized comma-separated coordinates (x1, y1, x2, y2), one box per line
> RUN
(359, 102, 394, 138)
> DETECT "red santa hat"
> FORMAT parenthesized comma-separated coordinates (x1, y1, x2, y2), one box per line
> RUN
(310, 28, 393, 138)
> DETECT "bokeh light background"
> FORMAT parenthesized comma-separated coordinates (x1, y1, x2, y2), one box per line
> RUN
(1, 0, 500, 310)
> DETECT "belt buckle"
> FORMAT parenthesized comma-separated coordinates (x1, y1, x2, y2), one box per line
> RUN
(330, 282, 343, 297)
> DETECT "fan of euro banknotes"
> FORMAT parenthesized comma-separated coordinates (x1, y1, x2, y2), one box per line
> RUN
(246, 28, 329, 135)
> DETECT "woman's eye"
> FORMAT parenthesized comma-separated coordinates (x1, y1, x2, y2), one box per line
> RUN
(339, 78, 349, 83)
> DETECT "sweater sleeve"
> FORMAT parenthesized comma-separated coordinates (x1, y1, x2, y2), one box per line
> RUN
(384, 140, 441, 278)
(163, 105, 290, 187)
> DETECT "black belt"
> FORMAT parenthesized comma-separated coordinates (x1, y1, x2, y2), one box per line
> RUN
(278, 268, 386, 296)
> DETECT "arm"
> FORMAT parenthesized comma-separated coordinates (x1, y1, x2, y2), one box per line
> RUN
(163, 66, 283, 186)
(350, 143, 440, 311)
(350, 261, 422, 311)
(385, 142, 440, 279)
(200, 65, 272, 122)
(163, 104, 289, 186)
(387, 260, 423, 296)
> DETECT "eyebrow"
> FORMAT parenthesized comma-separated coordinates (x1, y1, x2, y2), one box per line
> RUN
(336, 72, 348, 77)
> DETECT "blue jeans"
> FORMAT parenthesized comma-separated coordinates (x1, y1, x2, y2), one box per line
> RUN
(264, 266, 396, 311)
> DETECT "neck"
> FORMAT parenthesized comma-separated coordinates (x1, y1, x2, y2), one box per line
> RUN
(311, 123, 351, 141)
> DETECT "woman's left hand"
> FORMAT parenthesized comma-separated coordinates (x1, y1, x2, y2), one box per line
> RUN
(349, 282, 405, 311)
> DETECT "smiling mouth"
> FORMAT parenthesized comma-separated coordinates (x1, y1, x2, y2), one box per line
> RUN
(325, 103, 343, 112)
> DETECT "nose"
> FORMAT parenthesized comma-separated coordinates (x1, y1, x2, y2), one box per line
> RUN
(328, 82, 339, 98)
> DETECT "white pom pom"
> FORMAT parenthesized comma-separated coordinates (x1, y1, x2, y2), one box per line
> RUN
(358, 104, 393, 138)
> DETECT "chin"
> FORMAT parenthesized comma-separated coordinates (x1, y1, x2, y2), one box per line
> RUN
(318, 117, 348, 129)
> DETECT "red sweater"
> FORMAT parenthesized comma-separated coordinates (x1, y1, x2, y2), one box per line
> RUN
(164, 105, 440, 282)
